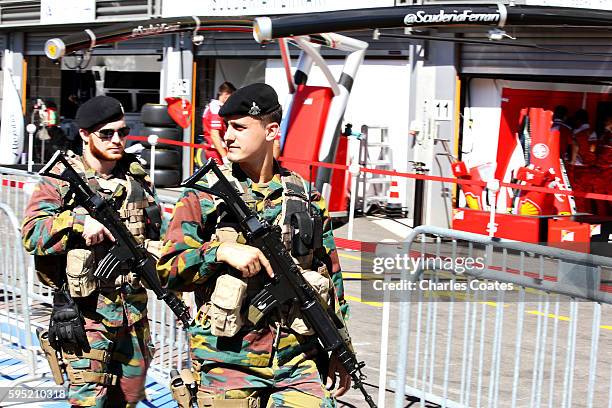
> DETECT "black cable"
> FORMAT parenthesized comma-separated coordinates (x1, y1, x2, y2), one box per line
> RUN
(367, 212, 412, 229)
(378, 32, 612, 57)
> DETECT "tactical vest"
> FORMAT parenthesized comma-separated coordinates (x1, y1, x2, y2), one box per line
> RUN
(205, 165, 322, 269)
(35, 151, 161, 294)
(204, 164, 331, 337)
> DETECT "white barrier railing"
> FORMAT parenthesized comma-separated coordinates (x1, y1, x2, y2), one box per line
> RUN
(0, 202, 38, 379)
(376, 226, 612, 408)
(0, 166, 189, 391)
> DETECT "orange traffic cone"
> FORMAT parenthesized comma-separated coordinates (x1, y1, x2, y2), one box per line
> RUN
(385, 179, 404, 218)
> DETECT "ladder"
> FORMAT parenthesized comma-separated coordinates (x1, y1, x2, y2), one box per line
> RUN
(355, 125, 393, 214)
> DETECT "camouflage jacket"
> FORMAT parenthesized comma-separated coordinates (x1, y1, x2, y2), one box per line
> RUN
(21, 152, 160, 327)
(158, 163, 349, 367)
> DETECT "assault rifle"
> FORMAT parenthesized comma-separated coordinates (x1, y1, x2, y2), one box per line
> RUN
(182, 159, 377, 408)
(40, 151, 192, 327)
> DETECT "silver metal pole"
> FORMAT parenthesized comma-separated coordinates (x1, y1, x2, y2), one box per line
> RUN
(148, 134, 158, 185)
(25, 124, 36, 173)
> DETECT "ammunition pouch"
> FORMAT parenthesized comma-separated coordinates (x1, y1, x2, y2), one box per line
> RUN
(210, 274, 247, 337)
(144, 204, 162, 240)
(66, 248, 98, 298)
(145, 239, 163, 260)
(66, 247, 142, 294)
(214, 227, 242, 244)
(288, 266, 331, 335)
(290, 212, 322, 258)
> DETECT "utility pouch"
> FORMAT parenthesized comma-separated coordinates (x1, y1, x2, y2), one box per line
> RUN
(290, 212, 313, 257)
(213, 399, 258, 408)
(196, 390, 260, 408)
(144, 204, 162, 240)
(289, 269, 331, 335)
(36, 328, 65, 385)
(210, 274, 247, 337)
(144, 239, 163, 260)
(170, 369, 193, 408)
(66, 248, 97, 298)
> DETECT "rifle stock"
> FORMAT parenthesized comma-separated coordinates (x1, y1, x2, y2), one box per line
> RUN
(40, 151, 192, 328)
(182, 159, 377, 408)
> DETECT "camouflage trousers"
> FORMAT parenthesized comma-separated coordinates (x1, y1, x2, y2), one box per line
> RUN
(62, 316, 153, 407)
(197, 353, 336, 408)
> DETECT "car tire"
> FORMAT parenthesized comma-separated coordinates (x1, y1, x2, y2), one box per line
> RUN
(140, 126, 181, 140)
(151, 169, 182, 187)
(141, 104, 176, 127)
(139, 126, 182, 150)
(141, 148, 181, 169)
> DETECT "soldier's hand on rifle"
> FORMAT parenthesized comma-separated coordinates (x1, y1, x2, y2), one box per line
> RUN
(216, 242, 274, 279)
(82, 215, 115, 246)
(326, 352, 352, 397)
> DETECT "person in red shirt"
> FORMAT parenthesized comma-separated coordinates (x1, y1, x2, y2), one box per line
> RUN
(595, 116, 612, 215)
(571, 109, 597, 166)
(598, 116, 612, 168)
(569, 109, 597, 212)
(552, 105, 572, 161)
(201, 81, 236, 165)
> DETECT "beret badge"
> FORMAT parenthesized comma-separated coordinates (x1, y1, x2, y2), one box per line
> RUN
(248, 102, 261, 116)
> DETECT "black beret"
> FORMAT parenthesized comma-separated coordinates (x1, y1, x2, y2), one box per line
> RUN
(219, 83, 280, 118)
(76, 96, 125, 131)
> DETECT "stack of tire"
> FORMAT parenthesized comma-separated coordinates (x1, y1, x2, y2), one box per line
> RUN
(140, 104, 182, 187)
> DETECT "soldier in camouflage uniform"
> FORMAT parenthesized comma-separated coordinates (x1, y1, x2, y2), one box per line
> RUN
(22, 96, 161, 407)
(159, 83, 352, 408)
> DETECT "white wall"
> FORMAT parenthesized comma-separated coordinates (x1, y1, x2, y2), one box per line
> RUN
(461, 78, 504, 169)
(215, 59, 266, 91)
(163, 0, 394, 17)
(265, 58, 412, 208)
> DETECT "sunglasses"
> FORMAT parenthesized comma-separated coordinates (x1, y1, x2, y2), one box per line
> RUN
(95, 126, 130, 141)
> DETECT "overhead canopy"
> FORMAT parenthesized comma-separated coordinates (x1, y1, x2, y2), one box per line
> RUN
(44, 16, 253, 60)
(253, 4, 612, 42)
(44, 5, 612, 61)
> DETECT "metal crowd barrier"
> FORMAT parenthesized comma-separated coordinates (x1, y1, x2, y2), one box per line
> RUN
(0, 166, 189, 390)
(377, 225, 612, 408)
(0, 201, 37, 378)
(0, 170, 55, 307)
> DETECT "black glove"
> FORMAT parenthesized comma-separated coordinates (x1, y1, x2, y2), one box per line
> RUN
(48, 290, 89, 353)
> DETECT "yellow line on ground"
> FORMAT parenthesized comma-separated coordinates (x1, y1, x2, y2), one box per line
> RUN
(527, 311, 611, 331)
(527, 310, 570, 321)
(338, 251, 376, 263)
(344, 295, 383, 307)
(342, 272, 382, 280)
(339, 252, 363, 262)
